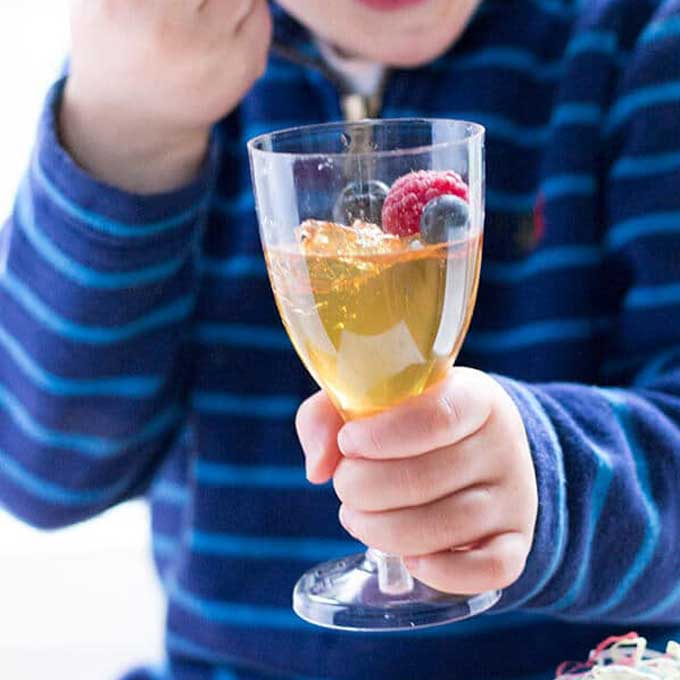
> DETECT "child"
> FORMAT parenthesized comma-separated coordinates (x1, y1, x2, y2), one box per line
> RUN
(1, 0, 679, 678)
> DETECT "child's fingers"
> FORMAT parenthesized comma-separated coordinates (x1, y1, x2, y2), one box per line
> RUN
(338, 484, 503, 556)
(333, 438, 487, 512)
(296, 391, 344, 484)
(337, 367, 494, 460)
(403, 532, 529, 595)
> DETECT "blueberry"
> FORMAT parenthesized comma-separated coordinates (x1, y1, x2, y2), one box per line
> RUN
(332, 180, 389, 226)
(420, 194, 470, 244)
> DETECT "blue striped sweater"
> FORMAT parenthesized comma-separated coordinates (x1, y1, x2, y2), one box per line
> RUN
(1, 1, 680, 678)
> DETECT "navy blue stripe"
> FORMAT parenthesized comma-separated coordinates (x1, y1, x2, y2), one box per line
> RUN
(192, 392, 298, 418)
(0, 383, 122, 456)
(483, 247, 600, 283)
(17, 178, 188, 290)
(0, 325, 161, 398)
(263, 101, 602, 156)
(15, 188, 188, 290)
(1, 271, 194, 344)
(169, 580, 312, 630)
(393, 108, 550, 147)
(611, 151, 680, 179)
(606, 212, 680, 250)
(487, 189, 535, 213)
(608, 81, 680, 132)
(466, 317, 610, 352)
(200, 255, 266, 279)
(191, 530, 359, 561)
(454, 112, 548, 146)
(243, 122, 310, 143)
(33, 158, 207, 238)
(449, 47, 563, 80)
(0, 391, 180, 458)
(195, 324, 289, 350)
(0, 444, 133, 506)
(211, 193, 255, 216)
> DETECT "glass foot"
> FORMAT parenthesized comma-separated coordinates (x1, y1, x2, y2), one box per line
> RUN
(293, 551, 501, 631)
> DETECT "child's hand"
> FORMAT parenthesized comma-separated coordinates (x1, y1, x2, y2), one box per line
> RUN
(61, 0, 272, 193)
(296, 367, 538, 595)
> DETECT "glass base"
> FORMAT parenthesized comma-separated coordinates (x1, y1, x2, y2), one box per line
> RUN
(293, 551, 501, 631)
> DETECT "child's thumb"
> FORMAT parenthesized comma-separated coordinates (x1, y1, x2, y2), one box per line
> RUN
(295, 391, 344, 484)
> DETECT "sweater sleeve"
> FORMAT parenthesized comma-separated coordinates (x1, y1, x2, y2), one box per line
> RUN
(0, 78, 219, 529)
(495, 3, 680, 624)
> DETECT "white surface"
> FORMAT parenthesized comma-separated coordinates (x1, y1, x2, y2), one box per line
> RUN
(0, 3, 165, 678)
(0, 3, 69, 219)
(0, 504, 165, 680)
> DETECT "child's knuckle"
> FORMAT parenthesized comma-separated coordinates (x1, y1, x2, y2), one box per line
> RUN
(332, 470, 349, 504)
(360, 515, 398, 552)
(431, 506, 457, 550)
(353, 516, 375, 546)
(383, 522, 404, 553)
(333, 461, 358, 506)
(461, 484, 493, 520)
(367, 425, 386, 456)
(429, 391, 462, 437)
(397, 461, 422, 505)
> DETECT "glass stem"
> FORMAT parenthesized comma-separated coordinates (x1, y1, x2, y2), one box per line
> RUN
(368, 548, 414, 596)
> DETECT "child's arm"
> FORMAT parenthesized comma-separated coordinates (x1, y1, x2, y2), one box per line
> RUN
(0, 0, 271, 528)
(297, 4, 680, 624)
(489, 0, 680, 623)
(492, 161, 680, 621)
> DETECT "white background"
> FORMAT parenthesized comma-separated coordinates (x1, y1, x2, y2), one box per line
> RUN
(0, 3, 165, 678)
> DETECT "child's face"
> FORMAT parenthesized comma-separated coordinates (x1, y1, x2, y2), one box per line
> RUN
(277, 0, 482, 67)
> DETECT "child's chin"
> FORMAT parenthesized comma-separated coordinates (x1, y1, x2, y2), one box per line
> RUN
(375, 41, 453, 68)
(322, 28, 455, 68)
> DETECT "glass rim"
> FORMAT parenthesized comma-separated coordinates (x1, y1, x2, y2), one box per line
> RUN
(247, 117, 485, 161)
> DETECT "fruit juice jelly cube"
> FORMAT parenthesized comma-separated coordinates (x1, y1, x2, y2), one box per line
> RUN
(296, 219, 407, 257)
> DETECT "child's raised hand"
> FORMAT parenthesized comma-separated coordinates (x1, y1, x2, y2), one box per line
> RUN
(296, 367, 538, 595)
(61, 0, 272, 192)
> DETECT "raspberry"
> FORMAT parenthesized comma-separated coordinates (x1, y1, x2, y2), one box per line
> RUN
(381, 170, 469, 236)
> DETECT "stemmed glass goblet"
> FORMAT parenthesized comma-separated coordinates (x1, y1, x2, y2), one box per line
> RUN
(248, 118, 497, 631)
